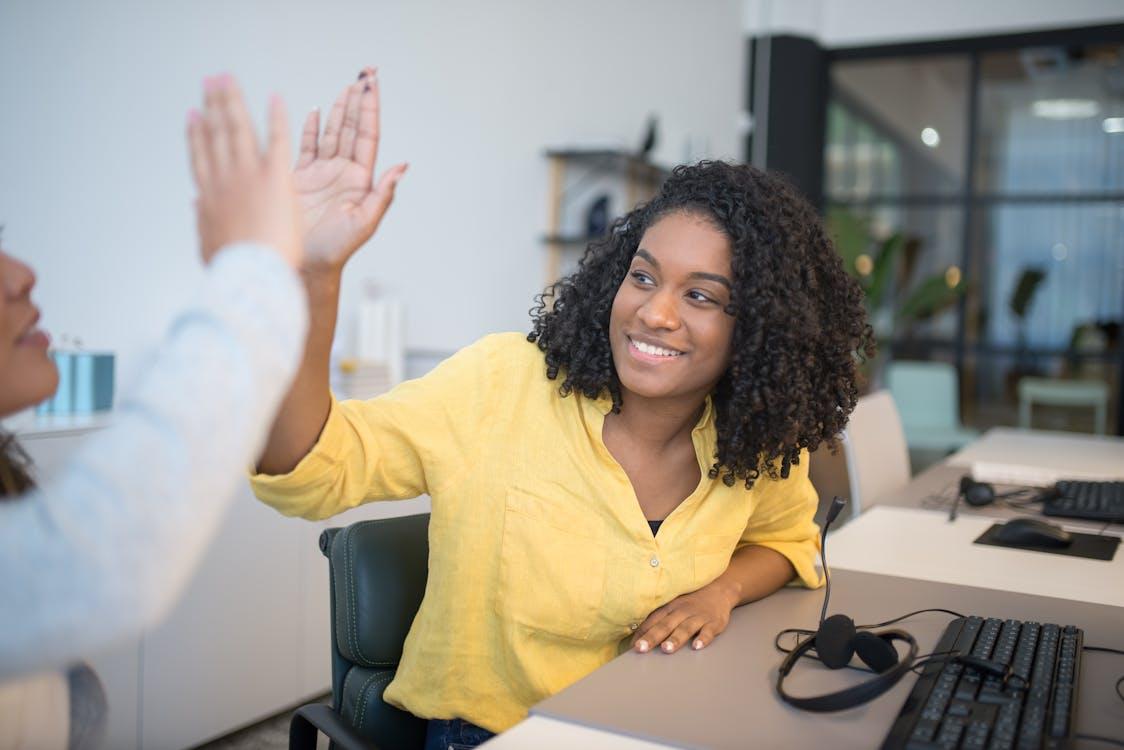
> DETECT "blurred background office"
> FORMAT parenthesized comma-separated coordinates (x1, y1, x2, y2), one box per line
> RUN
(2, 1, 1122, 748)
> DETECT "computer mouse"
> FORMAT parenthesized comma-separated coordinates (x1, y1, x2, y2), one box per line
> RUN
(995, 518, 1073, 548)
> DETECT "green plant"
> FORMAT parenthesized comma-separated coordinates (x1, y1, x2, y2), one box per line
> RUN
(826, 208, 964, 337)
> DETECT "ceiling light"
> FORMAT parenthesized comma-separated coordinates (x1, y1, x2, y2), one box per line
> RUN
(1104, 117, 1124, 134)
(921, 127, 940, 148)
(1032, 99, 1100, 119)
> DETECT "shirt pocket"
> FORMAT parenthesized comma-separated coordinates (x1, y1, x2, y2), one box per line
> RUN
(691, 534, 739, 589)
(496, 487, 608, 640)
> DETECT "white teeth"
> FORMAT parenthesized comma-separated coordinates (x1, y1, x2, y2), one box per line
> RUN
(631, 338, 681, 357)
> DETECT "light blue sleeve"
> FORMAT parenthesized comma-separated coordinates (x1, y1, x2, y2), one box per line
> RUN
(0, 244, 307, 679)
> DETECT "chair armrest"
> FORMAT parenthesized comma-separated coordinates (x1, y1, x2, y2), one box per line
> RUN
(289, 703, 381, 750)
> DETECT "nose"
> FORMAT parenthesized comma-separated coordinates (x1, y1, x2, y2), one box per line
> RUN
(637, 288, 681, 331)
(0, 251, 36, 300)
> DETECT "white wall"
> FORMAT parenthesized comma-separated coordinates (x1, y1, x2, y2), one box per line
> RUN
(1, 0, 745, 389)
(744, 0, 1124, 45)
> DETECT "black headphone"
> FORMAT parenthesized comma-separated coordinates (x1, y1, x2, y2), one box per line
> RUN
(775, 497, 919, 712)
(948, 476, 1039, 521)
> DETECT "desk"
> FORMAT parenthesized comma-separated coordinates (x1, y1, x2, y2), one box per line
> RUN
(944, 427, 1124, 484)
(494, 570, 1124, 749)
(829, 506, 1122, 608)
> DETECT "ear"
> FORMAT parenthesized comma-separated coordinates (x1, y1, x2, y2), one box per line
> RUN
(815, 614, 857, 670)
(853, 631, 899, 674)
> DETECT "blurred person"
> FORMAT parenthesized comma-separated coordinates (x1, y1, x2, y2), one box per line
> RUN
(252, 69, 872, 748)
(0, 75, 307, 749)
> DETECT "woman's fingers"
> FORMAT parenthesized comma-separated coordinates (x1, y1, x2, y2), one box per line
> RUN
(337, 70, 370, 160)
(353, 70, 380, 171)
(691, 623, 720, 651)
(356, 162, 407, 231)
(318, 84, 351, 160)
(186, 109, 210, 189)
(220, 76, 260, 165)
(266, 94, 292, 173)
(632, 608, 675, 652)
(661, 615, 708, 653)
(296, 108, 320, 169)
(203, 76, 230, 176)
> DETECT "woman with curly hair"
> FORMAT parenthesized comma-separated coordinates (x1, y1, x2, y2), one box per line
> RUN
(252, 70, 873, 749)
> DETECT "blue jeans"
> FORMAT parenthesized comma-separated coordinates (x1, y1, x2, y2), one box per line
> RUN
(425, 718, 496, 750)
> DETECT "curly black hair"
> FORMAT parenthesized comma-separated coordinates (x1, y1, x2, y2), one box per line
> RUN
(528, 160, 875, 487)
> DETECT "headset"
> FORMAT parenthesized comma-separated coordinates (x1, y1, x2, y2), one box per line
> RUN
(948, 476, 1040, 521)
(775, 496, 920, 712)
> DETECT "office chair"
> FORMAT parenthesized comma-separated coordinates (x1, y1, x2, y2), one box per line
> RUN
(839, 390, 911, 518)
(289, 514, 431, 750)
(885, 360, 979, 453)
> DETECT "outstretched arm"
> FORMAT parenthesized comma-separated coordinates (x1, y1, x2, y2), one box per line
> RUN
(257, 67, 408, 476)
(0, 75, 307, 677)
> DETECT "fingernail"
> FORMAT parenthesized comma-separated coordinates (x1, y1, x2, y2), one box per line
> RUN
(662, 641, 674, 652)
(636, 640, 649, 653)
(187, 108, 201, 124)
(693, 639, 704, 650)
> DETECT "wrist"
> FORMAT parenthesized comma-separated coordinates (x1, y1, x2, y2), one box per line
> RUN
(709, 574, 743, 611)
(300, 264, 343, 295)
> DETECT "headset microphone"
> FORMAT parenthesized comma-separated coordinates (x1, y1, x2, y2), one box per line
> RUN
(776, 495, 919, 712)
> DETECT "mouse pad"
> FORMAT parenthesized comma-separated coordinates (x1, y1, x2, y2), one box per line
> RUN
(974, 524, 1120, 561)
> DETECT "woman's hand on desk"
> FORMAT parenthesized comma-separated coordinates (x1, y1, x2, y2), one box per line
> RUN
(294, 67, 408, 272)
(631, 582, 737, 655)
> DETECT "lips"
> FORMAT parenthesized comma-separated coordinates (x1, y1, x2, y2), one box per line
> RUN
(15, 309, 49, 349)
(17, 328, 50, 349)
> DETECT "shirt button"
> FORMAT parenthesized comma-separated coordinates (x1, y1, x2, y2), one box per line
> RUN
(649, 557, 660, 568)
(629, 623, 639, 631)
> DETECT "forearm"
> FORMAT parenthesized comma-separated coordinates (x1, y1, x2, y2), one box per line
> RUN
(257, 267, 342, 475)
(710, 544, 797, 610)
(0, 247, 305, 678)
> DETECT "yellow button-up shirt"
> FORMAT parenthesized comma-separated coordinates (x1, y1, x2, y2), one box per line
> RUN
(251, 332, 821, 732)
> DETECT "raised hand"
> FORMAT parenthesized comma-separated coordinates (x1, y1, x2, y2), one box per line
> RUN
(187, 75, 302, 268)
(295, 67, 408, 272)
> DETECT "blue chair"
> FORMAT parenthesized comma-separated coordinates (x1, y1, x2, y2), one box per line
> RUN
(886, 361, 979, 454)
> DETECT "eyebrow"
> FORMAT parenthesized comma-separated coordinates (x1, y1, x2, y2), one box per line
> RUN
(635, 248, 733, 291)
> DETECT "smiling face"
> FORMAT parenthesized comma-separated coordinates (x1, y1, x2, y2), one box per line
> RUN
(0, 250, 58, 416)
(608, 210, 736, 407)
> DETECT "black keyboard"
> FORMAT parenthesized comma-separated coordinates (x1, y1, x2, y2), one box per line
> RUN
(882, 615, 1083, 750)
(1043, 481, 1124, 523)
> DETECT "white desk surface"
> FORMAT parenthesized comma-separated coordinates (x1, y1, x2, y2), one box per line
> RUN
(829, 505, 1123, 608)
(946, 427, 1124, 479)
(481, 715, 677, 749)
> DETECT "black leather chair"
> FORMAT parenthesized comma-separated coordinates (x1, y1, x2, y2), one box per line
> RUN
(289, 513, 431, 750)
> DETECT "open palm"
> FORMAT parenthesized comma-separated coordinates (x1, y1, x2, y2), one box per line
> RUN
(295, 67, 407, 270)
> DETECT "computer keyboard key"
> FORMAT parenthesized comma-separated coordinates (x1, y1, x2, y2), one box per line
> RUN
(911, 719, 940, 742)
(936, 717, 966, 746)
(947, 701, 971, 717)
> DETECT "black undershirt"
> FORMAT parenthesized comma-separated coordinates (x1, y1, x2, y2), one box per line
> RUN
(648, 519, 663, 537)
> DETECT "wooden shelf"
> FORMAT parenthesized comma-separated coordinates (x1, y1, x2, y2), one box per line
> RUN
(543, 149, 670, 184)
(542, 148, 668, 285)
(542, 234, 604, 246)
